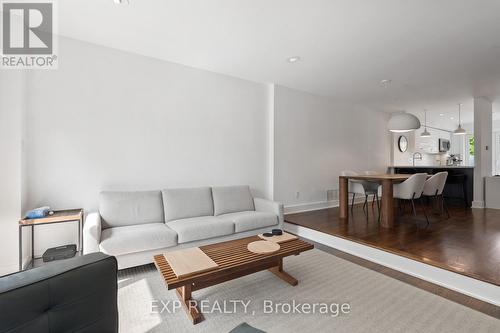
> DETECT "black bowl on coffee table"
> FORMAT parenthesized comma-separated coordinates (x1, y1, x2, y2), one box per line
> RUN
(271, 229, 283, 236)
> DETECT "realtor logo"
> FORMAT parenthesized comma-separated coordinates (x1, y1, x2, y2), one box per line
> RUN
(1, 1, 58, 69)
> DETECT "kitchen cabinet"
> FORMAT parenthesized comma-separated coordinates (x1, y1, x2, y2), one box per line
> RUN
(389, 166, 473, 207)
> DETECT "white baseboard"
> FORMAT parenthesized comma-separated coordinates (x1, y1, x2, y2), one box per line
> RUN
(285, 200, 338, 214)
(285, 197, 370, 214)
(284, 222, 500, 306)
(472, 201, 485, 209)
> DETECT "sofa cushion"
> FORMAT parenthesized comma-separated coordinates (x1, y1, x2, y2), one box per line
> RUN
(166, 216, 234, 243)
(162, 187, 214, 222)
(219, 211, 279, 233)
(99, 223, 177, 256)
(212, 185, 255, 216)
(99, 191, 164, 229)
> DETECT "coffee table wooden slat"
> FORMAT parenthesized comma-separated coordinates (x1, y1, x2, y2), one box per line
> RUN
(153, 235, 313, 325)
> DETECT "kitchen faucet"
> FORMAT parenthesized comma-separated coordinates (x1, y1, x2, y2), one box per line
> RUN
(413, 152, 422, 166)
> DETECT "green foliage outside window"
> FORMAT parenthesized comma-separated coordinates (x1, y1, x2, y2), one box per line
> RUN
(469, 136, 474, 156)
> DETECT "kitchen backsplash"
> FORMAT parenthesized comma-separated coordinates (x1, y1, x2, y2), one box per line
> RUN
(392, 130, 456, 167)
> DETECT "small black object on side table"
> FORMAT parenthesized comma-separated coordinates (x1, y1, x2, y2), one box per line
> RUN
(18, 209, 84, 271)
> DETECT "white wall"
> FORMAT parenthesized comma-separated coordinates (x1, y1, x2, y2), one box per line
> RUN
(492, 119, 500, 174)
(1, 39, 392, 262)
(273, 85, 390, 210)
(24, 38, 271, 255)
(0, 71, 26, 274)
(473, 97, 493, 208)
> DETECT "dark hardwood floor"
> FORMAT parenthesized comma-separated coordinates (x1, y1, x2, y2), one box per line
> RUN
(285, 202, 500, 287)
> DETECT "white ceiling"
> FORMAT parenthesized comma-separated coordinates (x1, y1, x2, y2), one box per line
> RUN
(57, 1, 500, 113)
(412, 103, 474, 132)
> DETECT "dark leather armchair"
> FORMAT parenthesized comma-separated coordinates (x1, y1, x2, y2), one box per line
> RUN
(0, 252, 118, 333)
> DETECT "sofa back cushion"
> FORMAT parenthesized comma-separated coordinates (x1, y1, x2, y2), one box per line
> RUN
(212, 185, 255, 216)
(0, 253, 118, 333)
(162, 187, 214, 222)
(99, 191, 164, 229)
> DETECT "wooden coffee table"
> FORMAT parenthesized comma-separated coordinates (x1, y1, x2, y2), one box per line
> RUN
(153, 235, 313, 324)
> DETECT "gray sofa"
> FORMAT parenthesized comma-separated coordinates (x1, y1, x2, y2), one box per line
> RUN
(83, 185, 283, 269)
(0, 253, 118, 333)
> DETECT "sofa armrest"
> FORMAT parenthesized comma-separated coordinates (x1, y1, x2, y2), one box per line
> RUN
(83, 212, 102, 254)
(254, 198, 284, 227)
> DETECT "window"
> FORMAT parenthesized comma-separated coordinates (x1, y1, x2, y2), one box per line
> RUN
(469, 136, 474, 156)
(466, 134, 474, 166)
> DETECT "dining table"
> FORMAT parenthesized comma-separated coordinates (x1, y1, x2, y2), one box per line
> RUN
(339, 174, 417, 228)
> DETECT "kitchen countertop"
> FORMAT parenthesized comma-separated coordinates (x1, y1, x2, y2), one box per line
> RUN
(389, 165, 474, 169)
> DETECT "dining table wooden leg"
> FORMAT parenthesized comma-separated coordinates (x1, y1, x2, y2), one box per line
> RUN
(380, 179, 394, 228)
(339, 177, 349, 219)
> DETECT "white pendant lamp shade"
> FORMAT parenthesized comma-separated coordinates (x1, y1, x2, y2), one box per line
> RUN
(421, 128, 431, 137)
(453, 103, 466, 135)
(388, 112, 421, 132)
(420, 110, 431, 137)
(453, 125, 466, 135)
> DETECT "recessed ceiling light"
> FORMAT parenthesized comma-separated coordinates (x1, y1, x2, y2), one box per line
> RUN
(450, 117, 454, 120)
(287, 56, 301, 63)
(439, 113, 444, 116)
(380, 79, 392, 85)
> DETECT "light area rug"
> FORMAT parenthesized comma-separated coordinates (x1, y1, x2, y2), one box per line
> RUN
(117, 249, 500, 333)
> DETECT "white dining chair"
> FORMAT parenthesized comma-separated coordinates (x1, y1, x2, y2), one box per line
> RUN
(341, 170, 379, 214)
(393, 173, 429, 226)
(422, 172, 449, 219)
(363, 171, 382, 211)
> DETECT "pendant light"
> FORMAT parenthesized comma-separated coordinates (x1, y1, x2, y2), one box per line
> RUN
(453, 103, 466, 135)
(382, 80, 421, 132)
(420, 110, 431, 137)
(388, 111, 421, 132)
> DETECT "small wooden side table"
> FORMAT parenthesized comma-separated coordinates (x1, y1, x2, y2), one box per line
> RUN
(18, 209, 84, 270)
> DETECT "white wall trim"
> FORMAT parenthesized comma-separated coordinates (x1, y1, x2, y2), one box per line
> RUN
(285, 200, 339, 214)
(284, 197, 370, 214)
(471, 201, 485, 209)
(284, 223, 500, 306)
